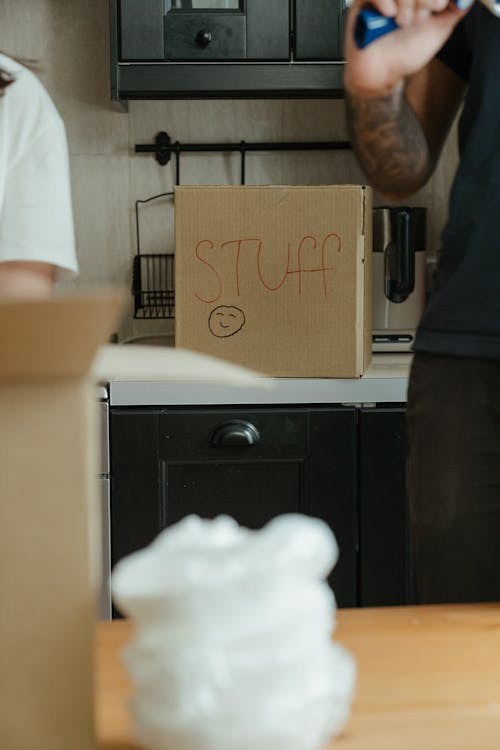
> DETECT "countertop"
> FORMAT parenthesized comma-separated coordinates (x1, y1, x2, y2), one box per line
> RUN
(95, 603, 500, 750)
(108, 353, 412, 406)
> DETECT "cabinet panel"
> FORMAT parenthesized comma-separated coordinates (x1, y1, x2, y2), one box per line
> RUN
(358, 407, 415, 606)
(294, 0, 346, 60)
(165, 10, 247, 60)
(159, 408, 308, 459)
(246, 0, 289, 60)
(120, 0, 165, 60)
(110, 406, 357, 607)
(159, 407, 357, 605)
(110, 411, 160, 566)
(308, 408, 357, 606)
(162, 462, 302, 528)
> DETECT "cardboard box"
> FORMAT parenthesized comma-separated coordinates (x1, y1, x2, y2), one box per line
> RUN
(175, 185, 372, 378)
(0, 292, 123, 750)
(0, 292, 267, 750)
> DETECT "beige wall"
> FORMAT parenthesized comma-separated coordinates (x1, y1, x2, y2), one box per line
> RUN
(0, 0, 459, 340)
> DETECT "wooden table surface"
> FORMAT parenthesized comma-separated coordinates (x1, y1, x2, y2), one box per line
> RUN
(96, 603, 500, 750)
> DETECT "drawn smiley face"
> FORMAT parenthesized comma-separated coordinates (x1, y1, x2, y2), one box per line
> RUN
(208, 306, 246, 338)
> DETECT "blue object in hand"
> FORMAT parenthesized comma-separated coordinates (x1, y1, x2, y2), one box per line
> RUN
(354, 0, 474, 49)
(354, 7, 399, 48)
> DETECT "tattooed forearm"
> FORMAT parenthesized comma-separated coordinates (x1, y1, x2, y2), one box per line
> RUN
(345, 88, 431, 199)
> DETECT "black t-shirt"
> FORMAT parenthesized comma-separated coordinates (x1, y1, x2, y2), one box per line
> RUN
(414, 4, 500, 358)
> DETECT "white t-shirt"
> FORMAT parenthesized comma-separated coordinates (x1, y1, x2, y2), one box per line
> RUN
(0, 54, 78, 278)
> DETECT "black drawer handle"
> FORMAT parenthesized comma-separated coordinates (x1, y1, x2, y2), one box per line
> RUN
(211, 420, 260, 447)
(196, 29, 213, 48)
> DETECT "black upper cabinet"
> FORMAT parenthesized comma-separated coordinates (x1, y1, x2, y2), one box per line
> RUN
(110, 0, 347, 100)
(121, 0, 289, 61)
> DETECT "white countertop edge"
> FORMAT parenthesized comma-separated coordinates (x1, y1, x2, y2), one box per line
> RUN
(108, 354, 412, 407)
(109, 375, 409, 406)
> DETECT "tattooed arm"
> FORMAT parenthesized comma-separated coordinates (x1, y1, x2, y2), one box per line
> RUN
(345, 61, 465, 200)
(343, 0, 468, 200)
(345, 82, 430, 199)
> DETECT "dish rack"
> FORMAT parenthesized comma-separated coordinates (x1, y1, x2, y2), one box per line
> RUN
(132, 252, 175, 319)
(132, 191, 175, 320)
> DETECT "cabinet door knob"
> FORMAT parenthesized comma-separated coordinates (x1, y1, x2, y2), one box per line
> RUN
(211, 420, 260, 447)
(196, 29, 213, 48)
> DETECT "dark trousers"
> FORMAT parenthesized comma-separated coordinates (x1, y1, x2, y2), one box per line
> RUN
(407, 352, 500, 604)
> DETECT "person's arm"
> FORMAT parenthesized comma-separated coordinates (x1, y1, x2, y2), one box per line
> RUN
(0, 261, 54, 298)
(343, 0, 468, 200)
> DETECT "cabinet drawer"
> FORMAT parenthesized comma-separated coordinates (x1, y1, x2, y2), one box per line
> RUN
(159, 408, 308, 459)
(165, 12, 246, 60)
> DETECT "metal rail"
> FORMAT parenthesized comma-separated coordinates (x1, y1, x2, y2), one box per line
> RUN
(135, 130, 351, 184)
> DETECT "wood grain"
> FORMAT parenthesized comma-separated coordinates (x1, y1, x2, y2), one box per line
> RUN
(96, 603, 500, 749)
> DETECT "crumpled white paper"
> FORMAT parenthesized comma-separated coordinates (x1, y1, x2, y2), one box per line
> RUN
(111, 514, 356, 750)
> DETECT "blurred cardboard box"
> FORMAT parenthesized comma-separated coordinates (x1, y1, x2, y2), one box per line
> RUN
(0, 292, 122, 750)
(0, 292, 266, 750)
(175, 185, 372, 378)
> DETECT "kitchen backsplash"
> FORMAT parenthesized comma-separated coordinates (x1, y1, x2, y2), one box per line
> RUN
(0, 0, 459, 341)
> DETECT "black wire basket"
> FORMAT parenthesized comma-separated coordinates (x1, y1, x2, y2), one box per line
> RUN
(132, 191, 176, 320)
(132, 253, 175, 319)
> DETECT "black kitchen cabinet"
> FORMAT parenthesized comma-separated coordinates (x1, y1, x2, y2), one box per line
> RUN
(110, 406, 358, 607)
(110, 0, 347, 100)
(110, 402, 413, 609)
(358, 406, 415, 606)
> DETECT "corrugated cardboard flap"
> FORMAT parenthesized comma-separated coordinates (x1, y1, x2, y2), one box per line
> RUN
(92, 344, 270, 387)
(0, 291, 124, 381)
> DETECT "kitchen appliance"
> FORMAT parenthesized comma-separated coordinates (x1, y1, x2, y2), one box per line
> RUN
(372, 206, 427, 353)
